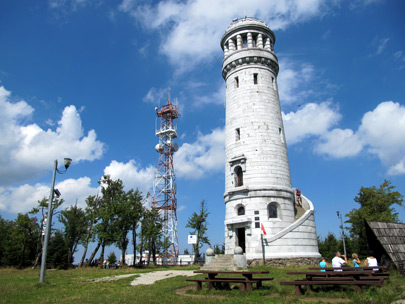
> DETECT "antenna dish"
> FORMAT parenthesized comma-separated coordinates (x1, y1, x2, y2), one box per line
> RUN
(171, 143, 179, 152)
(155, 143, 164, 152)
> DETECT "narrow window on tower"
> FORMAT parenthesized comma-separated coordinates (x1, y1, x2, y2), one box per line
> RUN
(235, 128, 240, 141)
(253, 73, 258, 85)
(279, 127, 284, 144)
(272, 77, 276, 90)
(237, 206, 245, 216)
(234, 166, 243, 187)
(235, 77, 239, 88)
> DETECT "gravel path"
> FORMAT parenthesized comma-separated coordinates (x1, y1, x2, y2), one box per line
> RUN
(89, 270, 198, 285)
(130, 270, 198, 286)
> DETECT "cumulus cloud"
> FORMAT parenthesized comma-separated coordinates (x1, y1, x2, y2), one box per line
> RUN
(0, 85, 105, 186)
(0, 177, 98, 214)
(285, 100, 405, 175)
(120, 0, 332, 73)
(283, 101, 342, 145)
(314, 128, 363, 158)
(104, 160, 155, 194)
(278, 59, 317, 105)
(175, 128, 225, 179)
(358, 101, 405, 174)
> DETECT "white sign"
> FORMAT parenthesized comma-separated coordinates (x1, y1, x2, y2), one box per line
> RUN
(188, 235, 197, 244)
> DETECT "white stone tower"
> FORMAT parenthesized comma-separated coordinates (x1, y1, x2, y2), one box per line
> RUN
(221, 17, 320, 263)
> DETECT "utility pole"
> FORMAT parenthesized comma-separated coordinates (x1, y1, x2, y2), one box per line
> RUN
(336, 211, 347, 257)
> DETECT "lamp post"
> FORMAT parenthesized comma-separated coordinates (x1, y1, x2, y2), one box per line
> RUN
(39, 158, 72, 283)
(336, 211, 347, 257)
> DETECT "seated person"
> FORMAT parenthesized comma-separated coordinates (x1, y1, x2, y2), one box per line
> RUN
(319, 257, 328, 272)
(352, 253, 361, 267)
(332, 251, 347, 271)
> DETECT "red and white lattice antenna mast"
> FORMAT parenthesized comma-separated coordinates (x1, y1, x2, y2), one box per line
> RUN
(151, 90, 179, 264)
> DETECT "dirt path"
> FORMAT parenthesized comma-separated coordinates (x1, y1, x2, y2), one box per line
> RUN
(130, 270, 197, 286)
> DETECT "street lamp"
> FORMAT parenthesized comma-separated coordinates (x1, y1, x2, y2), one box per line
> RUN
(39, 158, 72, 283)
(336, 211, 347, 257)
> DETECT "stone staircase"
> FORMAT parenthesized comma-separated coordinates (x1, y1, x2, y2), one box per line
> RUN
(295, 205, 307, 220)
(201, 254, 238, 270)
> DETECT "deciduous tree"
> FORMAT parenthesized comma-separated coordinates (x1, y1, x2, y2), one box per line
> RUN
(346, 180, 404, 256)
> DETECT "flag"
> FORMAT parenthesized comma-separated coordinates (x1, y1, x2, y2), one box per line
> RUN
(261, 223, 266, 235)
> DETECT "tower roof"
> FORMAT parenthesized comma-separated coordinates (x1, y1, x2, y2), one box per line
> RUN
(220, 17, 275, 49)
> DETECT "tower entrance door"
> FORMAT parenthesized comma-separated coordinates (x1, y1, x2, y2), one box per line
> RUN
(236, 228, 246, 253)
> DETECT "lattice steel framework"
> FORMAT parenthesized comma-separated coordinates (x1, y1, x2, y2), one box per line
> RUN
(151, 94, 179, 264)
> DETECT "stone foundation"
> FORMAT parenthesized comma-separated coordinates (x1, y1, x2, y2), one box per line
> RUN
(248, 257, 320, 267)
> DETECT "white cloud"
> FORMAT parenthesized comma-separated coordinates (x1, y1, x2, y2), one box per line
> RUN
(174, 128, 225, 179)
(0, 85, 105, 186)
(0, 177, 98, 214)
(358, 101, 405, 174)
(314, 128, 363, 158)
(192, 82, 225, 107)
(278, 59, 317, 105)
(120, 0, 332, 73)
(283, 101, 342, 144)
(143, 87, 168, 105)
(376, 37, 390, 55)
(103, 160, 155, 194)
(287, 100, 405, 175)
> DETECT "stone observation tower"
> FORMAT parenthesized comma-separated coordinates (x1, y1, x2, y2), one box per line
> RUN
(221, 18, 320, 264)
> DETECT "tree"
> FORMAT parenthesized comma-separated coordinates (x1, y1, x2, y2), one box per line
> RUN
(107, 252, 117, 266)
(47, 230, 69, 269)
(59, 203, 87, 266)
(214, 244, 225, 254)
(79, 195, 100, 267)
(127, 189, 145, 266)
(89, 175, 124, 267)
(346, 180, 404, 256)
(114, 190, 132, 265)
(0, 216, 13, 266)
(139, 208, 163, 265)
(186, 200, 210, 264)
(317, 232, 340, 261)
(2, 213, 39, 268)
(29, 197, 64, 269)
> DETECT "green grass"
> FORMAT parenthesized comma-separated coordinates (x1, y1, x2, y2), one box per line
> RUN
(1, 265, 404, 303)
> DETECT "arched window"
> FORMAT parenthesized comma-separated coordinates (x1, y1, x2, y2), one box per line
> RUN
(237, 206, 245, 216)
(268, 203, 277, 218)
(234, 166, 243, 187)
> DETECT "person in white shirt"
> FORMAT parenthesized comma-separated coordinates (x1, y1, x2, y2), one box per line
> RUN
(332, 251, 347, 270)
(365, 250, 379, 271)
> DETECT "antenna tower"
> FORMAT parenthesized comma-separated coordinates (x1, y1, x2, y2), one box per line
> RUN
(151, 91, 179, 264)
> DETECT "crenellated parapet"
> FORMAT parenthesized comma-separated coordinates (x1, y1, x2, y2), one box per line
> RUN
(221, 17, 278, 80)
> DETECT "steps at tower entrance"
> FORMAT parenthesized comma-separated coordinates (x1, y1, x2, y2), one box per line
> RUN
(201, 254, 239, 271)
(295, 204, 307, 220)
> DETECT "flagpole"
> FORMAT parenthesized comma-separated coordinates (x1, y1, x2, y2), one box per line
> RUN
(261, 234, 265, 265)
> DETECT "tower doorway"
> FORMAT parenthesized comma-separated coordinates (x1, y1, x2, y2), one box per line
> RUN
(236, 228, 246, 253)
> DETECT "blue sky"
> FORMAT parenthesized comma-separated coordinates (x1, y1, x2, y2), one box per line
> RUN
(1, 0, 405, 257)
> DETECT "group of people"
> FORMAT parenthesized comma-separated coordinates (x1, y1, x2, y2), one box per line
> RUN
(320, 251, 379, 270)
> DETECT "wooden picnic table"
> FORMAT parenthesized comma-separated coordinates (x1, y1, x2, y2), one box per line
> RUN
(187, 270, 273, 293)
(308, 266, 388, 272)
(287, 271, 389, 281)
(281, 269, 388, 296)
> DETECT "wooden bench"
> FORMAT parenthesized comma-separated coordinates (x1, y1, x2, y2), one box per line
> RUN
(186, 278, 257, 293)
(203, 276, 274, 288)
(188, 270, 271, 293)
(280, 279, 383, 296)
